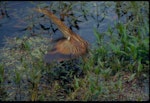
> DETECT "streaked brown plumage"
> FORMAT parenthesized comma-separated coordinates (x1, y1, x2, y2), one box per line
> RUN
(34, 8, 88, 63)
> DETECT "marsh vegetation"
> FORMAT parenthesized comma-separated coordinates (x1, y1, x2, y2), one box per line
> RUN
(0, 1, 149, 101)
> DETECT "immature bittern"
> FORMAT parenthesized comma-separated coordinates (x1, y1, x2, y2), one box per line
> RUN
(34, 8, 88, 63)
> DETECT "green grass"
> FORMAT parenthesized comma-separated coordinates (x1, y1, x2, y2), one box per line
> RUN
(0, 1, 149, 101)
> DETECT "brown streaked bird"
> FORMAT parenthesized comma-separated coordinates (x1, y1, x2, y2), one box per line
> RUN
(34, 8, 88, 63)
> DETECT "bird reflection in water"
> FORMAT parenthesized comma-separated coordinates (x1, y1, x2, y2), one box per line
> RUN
(34, 8, 88, 64)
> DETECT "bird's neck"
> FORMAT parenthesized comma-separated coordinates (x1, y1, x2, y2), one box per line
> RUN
(36, 8, 75, 38)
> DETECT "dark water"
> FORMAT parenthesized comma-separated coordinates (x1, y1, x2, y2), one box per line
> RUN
(0, 1, 118, 48)
(0, 1, 37, 47)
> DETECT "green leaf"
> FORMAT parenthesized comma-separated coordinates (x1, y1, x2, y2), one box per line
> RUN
(93, 28, 102, 44)
(137, 59, 143, 73)
(74, 76, 79, 89)
(14, 71, 21, 84)
(22, 41, 31, 51)
(128, 73, 136, 82)
(0, 64, 4, 83)
(94, 66, 100, 75)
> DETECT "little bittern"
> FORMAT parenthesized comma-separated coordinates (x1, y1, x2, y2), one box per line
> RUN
(34, 8, 88, 63)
